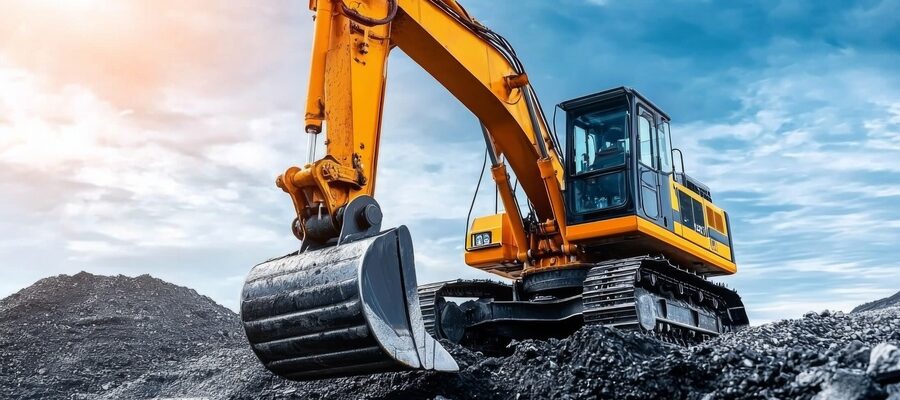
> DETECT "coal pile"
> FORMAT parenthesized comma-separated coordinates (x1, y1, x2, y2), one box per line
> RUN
(854, 291, 900, 313)
(1, 273, 899, 400)
(0, 272, 239, 400)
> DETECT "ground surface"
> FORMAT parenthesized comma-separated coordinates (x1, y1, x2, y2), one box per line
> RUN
(1, 273, 899, 400)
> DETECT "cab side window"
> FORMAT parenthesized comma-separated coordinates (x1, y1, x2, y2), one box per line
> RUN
(638, 114, 655, 168)
(657, 121, 673, 173)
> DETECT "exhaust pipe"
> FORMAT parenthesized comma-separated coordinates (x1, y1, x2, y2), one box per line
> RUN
(241, 225, 458, 380)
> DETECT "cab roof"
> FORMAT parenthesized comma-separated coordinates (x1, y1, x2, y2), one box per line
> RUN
(558, 86, 671, 121)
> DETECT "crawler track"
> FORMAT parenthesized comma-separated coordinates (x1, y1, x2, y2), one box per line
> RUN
(417, 280, 514, 339)
(582, 258, 642, 330)
(417, 256, 747, 349)
(583, 256, 748, 343)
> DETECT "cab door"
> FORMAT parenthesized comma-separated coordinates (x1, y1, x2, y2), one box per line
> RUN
(636, 109, 662, 224)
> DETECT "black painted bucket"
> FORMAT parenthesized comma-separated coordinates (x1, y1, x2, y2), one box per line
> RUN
(241, 226, 458, 380)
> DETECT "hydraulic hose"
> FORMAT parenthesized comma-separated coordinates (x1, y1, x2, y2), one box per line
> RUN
(465, 148, 489, 251)
(340, 0, 398, 27)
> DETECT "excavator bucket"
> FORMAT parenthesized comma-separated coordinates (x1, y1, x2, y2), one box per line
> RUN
(240, 226, 459, 381)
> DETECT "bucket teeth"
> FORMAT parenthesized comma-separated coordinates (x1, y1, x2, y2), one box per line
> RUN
(241, 226, 458, 380)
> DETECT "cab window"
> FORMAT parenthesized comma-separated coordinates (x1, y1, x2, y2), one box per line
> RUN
(573, 171, 627, 213)
(657, 121, 673, 173)
(638, 114, 655, 168)
(571, 107, 628, 174)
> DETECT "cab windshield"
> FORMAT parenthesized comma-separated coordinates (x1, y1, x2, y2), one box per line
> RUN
(572, 107, 628, 174)
(569, 105, 630, 213)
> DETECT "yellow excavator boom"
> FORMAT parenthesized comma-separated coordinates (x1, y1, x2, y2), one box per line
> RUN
(280, 0, 572, 268)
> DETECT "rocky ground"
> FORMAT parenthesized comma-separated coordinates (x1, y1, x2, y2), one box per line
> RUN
(1, 273, 899, 400)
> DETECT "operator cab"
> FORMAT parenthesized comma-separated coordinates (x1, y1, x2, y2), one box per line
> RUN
(559, 87, 736, 276)
(561, 87, 672, 224)
(465, 87, 736, 277)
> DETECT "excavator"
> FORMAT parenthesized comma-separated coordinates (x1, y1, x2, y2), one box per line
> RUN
(240, 0, 749, 381)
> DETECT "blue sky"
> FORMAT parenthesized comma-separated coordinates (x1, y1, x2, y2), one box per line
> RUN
(0, 0, 898, 324)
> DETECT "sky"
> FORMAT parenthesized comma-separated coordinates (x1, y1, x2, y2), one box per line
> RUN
(0, 0, 898, 325)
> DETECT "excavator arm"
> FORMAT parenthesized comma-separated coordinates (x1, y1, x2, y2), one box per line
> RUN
(280, 0, 571, 262)
(241, 0, 589, 381)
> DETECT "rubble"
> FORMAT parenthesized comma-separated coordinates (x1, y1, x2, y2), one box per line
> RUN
(869, 344, 900, 384)
(811, 370, 886, 400)
(1, 272, 899, 400)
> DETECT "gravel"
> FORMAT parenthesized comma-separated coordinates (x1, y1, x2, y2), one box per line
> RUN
(2, 272, 899, 400)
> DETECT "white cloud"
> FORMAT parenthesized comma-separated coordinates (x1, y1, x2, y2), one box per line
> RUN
(0, 1, 313, 306)
(677, 60, 900, 322)
(0, 2, 498, 308)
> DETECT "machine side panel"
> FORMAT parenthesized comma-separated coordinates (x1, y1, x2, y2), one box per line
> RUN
(566, 215, 737, 275)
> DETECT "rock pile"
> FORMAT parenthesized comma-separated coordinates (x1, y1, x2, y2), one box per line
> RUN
(1, 272, 899, 400)
(869, 344, 900, 385)
(0, 272, 239, 400)
(854, 291, 900, 314)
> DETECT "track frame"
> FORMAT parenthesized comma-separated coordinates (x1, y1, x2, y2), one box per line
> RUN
(419, 255, 748, 349)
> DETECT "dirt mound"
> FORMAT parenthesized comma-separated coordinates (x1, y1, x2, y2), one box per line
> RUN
(854, 291, 900, 313)
(0, 272, 239, 400)
(2, 273, 899, 400)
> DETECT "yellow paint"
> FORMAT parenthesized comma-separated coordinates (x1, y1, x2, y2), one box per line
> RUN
(670, 180, 730, 236)
(490, 164, 529, 261)
(465, 213, 520, 270)
(678, 220, 711, 248)
(639, 218, 736, 274)
(567, 215, 639, 240)
(668, 175, 680, 212)
(669, 179, 732, 252)
(711, 236, 733, 260)
(567, 216, 736, 275)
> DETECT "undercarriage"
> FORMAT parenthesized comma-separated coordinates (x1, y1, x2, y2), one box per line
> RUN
(240, 217, 748, 382)
(420, 256, 749, 349)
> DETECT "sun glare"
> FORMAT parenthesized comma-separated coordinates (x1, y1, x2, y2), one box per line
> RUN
(26, 0, 132, 23)
(35, 0, 103, 11)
